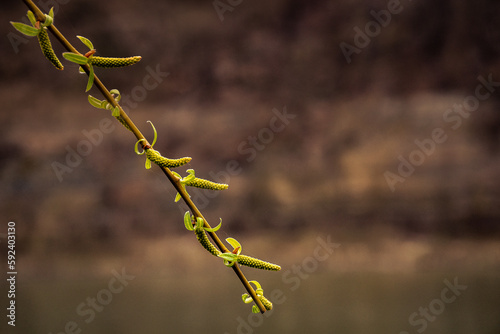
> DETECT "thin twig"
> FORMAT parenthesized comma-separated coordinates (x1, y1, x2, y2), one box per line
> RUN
(21, 0, 266, 313)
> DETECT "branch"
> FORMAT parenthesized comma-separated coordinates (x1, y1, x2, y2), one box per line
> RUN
(20, 0, 267, 313)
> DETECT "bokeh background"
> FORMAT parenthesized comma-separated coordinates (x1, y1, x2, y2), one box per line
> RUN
(1, 0, 500, 333)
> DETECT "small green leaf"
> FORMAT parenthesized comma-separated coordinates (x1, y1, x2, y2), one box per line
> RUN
(218, 252, 238, 263)
(110, 89, 121, 102)
(252, 305, 259, 313)
(145, 158, 152, 169)
(181, 169, 196, 183)
(85, 65, 94, 92)
(27, 11, 36, 27)
(174, 193, 182, 202)
(112, 106, 120, 117)
(76, 36, 94, 50)
(249, 280, 263, 291)
(11, 22, 39, 36)
(62, 52, 89, 65)
(77, 35, 94, 50)
(146, 120, 158, 147)
(42, 14, 53, 28)
(204, 218, 222, 232)
(226, 237, 242, 252)
(184, 211, 194, 231)
(134, 139, 146, 155)
(88, 95, 105, 109)
(48, 7, 54, 19)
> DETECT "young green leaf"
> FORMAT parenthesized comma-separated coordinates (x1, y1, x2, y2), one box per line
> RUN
(226, 237, 241, 251)
(204, 218, 222, 232)
(27, 10, 36, 27)
(86, 65, 94, 92)
(88, 95, 106, 109)
(77, 35, 94, 50)
(184, 211, 194, 231)
(62, 52, 89, 65)
(10, 22, 39, 36)
(42, 13, 53, 28)
(110, 89, 121, 102)
(112, 106, 120, 117)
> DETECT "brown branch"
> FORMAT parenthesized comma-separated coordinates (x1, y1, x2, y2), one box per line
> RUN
(20, 0, 267, 313)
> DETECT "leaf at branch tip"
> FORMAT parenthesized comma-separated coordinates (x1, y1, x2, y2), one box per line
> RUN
(11, 22, 39, 37)
(184, 211, 194, 231)
(77, 35, 94, 50)
(62, 52, 89, 65)
(27, 10, 36, 27)
(85, 65, 95, 92)
(48, 7, 55, 19)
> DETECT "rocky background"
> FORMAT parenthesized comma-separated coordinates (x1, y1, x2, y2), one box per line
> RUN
(2, 0, 500, 253)
(1, 1, 500, 333)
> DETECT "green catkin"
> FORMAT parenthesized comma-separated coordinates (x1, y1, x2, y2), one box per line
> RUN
(259, 295, 273, 311)
(236, 255, 281, 271)
(89, 56, 142, 68)
(194, 226, 221, 256)
(184, 178, 228, 190)
(145, 149, 191, 168)
(37, 28, 63, 70)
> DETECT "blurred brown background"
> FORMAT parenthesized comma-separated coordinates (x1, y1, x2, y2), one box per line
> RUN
(1, 0, 500, 333)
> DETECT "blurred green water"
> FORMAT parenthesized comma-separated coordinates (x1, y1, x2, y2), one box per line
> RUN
(13, 271, 500, 334)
